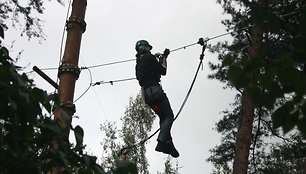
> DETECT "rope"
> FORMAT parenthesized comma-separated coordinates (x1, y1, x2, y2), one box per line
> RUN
(119, 39, 207, 156)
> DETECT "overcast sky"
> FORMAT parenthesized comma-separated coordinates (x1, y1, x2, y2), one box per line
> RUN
(5, 0, 236, 173)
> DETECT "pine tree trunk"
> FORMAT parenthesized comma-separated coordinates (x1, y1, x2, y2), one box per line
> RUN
(232, 1, 266, 173)
(48, 0, 87, 173)
(304, 63, 306, 174)
(233, 93, 255, 174)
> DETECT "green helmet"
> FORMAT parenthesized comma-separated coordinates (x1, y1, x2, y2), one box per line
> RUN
(135, 40, 152, 51)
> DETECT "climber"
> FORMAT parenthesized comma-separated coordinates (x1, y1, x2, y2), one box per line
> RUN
(135, 40, 179, 158)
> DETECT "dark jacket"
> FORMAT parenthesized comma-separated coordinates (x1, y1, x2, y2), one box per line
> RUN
(135, 53, 166, 87)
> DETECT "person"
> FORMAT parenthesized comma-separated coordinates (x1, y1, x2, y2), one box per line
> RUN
(135, 40, 179, 158)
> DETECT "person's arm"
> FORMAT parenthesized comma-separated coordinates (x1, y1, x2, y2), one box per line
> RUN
(161, 48, 170, 70)
(161, 55, 167, 69)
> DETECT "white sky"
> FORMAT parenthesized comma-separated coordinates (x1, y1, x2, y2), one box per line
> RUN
(5, 0, 236, 173)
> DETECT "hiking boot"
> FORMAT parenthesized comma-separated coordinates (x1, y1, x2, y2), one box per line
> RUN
(155, 140, 180, 158)
(165, 140, 180, 158)
(155, 140, 169, 153)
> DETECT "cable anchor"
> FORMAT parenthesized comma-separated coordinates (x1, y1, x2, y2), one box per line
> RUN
(197, 38, 208, 70)
(58, 63, 81, 79)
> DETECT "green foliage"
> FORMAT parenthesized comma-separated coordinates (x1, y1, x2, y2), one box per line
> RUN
(256, 134, 306, 174)
(210, 0, 306, 136)
(0, 0, 63, 39)
(100, 121, 121, 172)
(0, 26, 4, 39)
(101, 94, 155, 174)
(101, 94, 180, 173)
(208, 97, 306, 174)
(121, 94, 155, 174)
(0, 28, 104, 174)
(207, 99, 239, 174)
(159, 156, 180, 174)
(208, 0, 306, 173)
(114, 160, 138, 174)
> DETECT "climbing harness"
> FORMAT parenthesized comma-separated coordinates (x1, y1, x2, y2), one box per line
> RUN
(119, 38, 208, 156)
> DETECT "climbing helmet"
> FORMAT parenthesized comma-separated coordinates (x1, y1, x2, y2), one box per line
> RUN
(135, 40, 152, 51)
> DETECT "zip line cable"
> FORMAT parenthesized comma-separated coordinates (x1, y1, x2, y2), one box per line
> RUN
(27, 27, 239, 74)
(31, 10, 299, 103)
(80, 23, 252, 70)
(27, 10, 299, 75)
(64, 25, 243, 100)
(87, 27, 242, 87)
(28, 25, 243, 74)
(91, 77, 136, 86)
(82, 59, 136, 70)
(82, 40, 202, 70)
(30, 22, 253, 104)
(119, 38, 207, 156)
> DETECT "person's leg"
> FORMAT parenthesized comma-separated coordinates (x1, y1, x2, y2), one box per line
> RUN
(154, 95, 179, 158)
(143, 86, 179, 157)
(156, 95, 174, 142)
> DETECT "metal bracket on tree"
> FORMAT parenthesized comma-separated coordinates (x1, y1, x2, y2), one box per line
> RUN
(52, 101, 76, 115)
(58, 63, 81, 79)
(66, 16, 87, 33)
(60, 101, 76, 114)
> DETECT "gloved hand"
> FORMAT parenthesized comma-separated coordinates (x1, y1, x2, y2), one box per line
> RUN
(163, 48, 170, 57)
(155, 53, 163, 63)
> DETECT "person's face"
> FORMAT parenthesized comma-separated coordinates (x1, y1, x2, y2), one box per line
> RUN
(138, 45, 151, 53)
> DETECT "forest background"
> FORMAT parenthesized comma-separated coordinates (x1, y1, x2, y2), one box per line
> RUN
(1, 0, 305, 173)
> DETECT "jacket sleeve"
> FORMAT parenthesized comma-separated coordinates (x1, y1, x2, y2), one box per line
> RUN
(148, 54, 167, 75)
